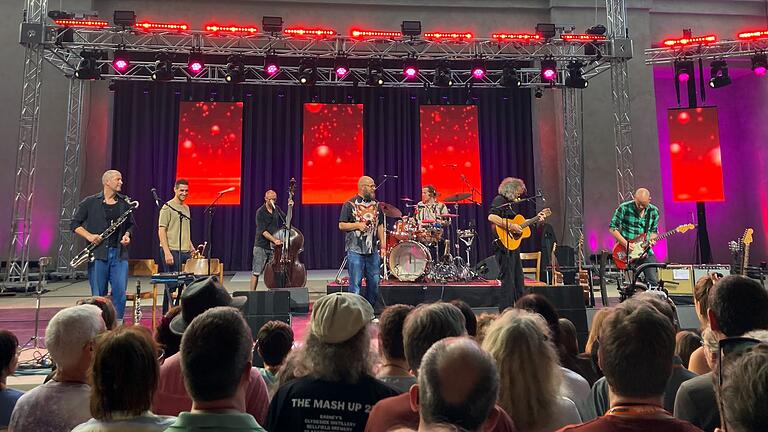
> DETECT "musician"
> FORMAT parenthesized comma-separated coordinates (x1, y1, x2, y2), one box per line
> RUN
(338, 176, 386, 307)
(71, 170, 133, 324)
(488, 177, 527, 311)
(250, 190, 287, 290)
(416, 185, 449, 223)
(158, 178, 195, 312)
(609, 188, 660, 286)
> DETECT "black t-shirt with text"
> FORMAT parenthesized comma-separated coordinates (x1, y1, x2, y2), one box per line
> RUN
(255, 204, 285, 250)
(103, 201, 120, 248)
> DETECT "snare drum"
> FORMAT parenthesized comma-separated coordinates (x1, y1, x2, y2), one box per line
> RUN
(392, 216, 418, 241)
(388, 240, 432, 282)
(416, 220, 444, 245)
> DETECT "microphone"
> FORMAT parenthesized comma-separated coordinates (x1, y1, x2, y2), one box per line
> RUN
(383, 175, 398, 178)
(150, 187, 161, 208)
(218, 187, 236, 194)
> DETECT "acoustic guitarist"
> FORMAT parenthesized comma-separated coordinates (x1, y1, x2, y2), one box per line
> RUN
(488, 177, 549, 311)
(609, 188, 660, 286)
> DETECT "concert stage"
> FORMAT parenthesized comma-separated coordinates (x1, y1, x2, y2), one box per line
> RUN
(327, 279, 502, 309)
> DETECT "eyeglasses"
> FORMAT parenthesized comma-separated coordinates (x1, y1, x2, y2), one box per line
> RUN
(717, 337, 761, 429)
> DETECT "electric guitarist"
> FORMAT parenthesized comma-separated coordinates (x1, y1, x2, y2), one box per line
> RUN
(609, 188, 660, 286)
(489, 177, 550, 310)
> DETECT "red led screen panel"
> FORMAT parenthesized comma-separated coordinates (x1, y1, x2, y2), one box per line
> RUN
(302, 103, 364, 204)
(667, 107, 725, 202)
(419, 105, 483, 202)
(176, 101, 243, 205)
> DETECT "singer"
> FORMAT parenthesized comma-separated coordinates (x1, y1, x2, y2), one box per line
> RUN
(157, 179, 195, 312)
(251, 189, 287, 290)
(71, 170, 134, 323)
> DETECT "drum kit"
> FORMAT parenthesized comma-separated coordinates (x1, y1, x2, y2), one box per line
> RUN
(380, 191, 480, 283)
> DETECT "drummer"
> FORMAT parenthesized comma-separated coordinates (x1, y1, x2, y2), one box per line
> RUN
(416, 185, 450, 224)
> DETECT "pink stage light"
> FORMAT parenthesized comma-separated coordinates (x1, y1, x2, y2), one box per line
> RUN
(403, 66, 418, 78)
(335, 65, 349, 78)
(189, 61, 203, 74)
(678, 71, 690, 82)
(265, 63, 280, 76)
(114, 59, 129, 72)
(471, 66, 486, 79)
(542, 68, 556, 80)
(754, 66, 767, 76)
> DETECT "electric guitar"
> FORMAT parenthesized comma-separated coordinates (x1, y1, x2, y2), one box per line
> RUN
(494, 208, 552, 251)
(740, 228, 754, 276)
(612, 224, 695, 270)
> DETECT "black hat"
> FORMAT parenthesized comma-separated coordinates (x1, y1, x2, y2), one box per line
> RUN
(169, 276, 247, 335)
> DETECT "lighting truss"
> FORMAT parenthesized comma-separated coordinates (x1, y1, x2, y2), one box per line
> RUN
(645, 39, 768, 65)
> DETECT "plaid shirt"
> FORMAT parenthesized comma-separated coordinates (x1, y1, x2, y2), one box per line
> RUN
(609, 200, 659, 241)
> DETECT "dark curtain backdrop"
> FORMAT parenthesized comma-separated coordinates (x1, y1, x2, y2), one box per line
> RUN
(112, 81, 535, 271)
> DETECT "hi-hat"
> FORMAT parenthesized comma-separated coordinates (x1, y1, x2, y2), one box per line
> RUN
(378, 202, 403, 218)
(443, 192, 472, 202)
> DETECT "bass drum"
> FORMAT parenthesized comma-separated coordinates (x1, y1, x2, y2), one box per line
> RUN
(388, 240, 431, 282)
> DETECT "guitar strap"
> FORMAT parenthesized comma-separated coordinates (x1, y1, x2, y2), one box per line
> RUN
(643, 206, 652, 235)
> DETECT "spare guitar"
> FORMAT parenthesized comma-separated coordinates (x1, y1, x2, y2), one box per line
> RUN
(577, 234, 590, 287)
(612, 223, 695, 270)
(739, 228, 754, 276)
(550, 242, 564, 285)
(494, 208, 552, 251)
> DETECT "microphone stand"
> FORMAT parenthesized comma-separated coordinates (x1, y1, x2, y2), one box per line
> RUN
(154, 190, 191, 307)
(203, 192, 227, 277)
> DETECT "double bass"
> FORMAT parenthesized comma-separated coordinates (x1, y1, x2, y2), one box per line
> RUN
(264, 178, 307, 288)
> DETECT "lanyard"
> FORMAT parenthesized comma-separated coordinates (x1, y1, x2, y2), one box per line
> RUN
(606, 404, 670, 418)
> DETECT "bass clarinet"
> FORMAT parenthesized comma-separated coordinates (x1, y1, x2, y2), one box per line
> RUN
(70, 196, 139, 268)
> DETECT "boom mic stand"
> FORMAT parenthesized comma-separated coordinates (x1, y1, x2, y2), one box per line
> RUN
(19, 257, 52, 368)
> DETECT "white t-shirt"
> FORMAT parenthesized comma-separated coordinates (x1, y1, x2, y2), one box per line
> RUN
(535, 396, 582, 432)
(9, 380, 91, 432)
(72, 412, 176, 432)
(559, 365, 591, 417)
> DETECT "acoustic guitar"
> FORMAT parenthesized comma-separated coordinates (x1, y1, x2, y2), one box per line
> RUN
(612, 223, 695, 270)
(577, 234, 590, 287)
(494, 208, 551, 251)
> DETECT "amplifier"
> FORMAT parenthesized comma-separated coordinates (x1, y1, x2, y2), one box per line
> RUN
(659, 265, 693, 295)
(693, 264, 731, 281)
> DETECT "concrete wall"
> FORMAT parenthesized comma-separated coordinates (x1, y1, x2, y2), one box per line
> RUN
(1, 0, 766, 265)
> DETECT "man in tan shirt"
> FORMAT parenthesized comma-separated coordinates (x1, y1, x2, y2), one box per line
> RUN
(158, 179, 196, 312)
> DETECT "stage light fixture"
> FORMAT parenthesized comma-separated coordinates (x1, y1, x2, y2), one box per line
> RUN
(334, 55, 350, 79)
(402, 57, 419, 79)
(298, 58, 317, 85)
(674, 61, 693, 82)
(500, 64, 521, 88)
(75, 50, 102, 80)
(187, 50, 204, 75)
(565, 61, 588, 88)
(112, 49, 130, 73)
(264, 53, 280, 76)
(366, 59, 385, 86)
(151, 53, 174, 81)
(225, 55, 246, 83)
(708, 60, 731, 88)
(540, 59, 557, 82)
(470, 60, 486, 80)
(262, 16, 283, 33)
(401, 20, 422, 37)
(536, 23, 556, 39)
(751, 53, 768, 76)
(113, 10, 136, 27)
(534, 88, 543, 98)
(433, 61, 453, 87)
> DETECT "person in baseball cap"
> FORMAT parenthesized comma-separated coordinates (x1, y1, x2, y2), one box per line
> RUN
(169, 276, 247, 336)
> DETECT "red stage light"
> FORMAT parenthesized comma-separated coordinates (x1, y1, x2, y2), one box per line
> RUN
(561, 34, 608, 41)
(205, 24, 259, 34)
(424, 32, 473, 41)
(662, 34, 717, 47)
(135, 21, 189, 31)
(738, 30, 768, 40)
(53, 18, 109, 28)
(284, 28, 336, 37)
(491, 33, 541, 41)
(350, 29, 402, 38)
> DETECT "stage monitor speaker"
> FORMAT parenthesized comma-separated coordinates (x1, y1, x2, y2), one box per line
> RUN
(233, 291, 291, 339)
(270, 287, 310, 313)
(530, 285, 589, 351)
(476, 255, 500, 280)
(659, 265, 694, 296)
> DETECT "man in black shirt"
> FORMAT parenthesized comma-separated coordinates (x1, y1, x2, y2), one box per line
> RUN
(71, 170, 134, 323)
(250, 190, 287, 290)
(338, 176, 386, 307)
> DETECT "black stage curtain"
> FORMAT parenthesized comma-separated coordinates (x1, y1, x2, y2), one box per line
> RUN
(111, 82, 535, 270)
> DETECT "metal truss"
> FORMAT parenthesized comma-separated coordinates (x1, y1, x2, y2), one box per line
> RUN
(55, 79, 85, 276)
(606, 0, 636, 204)
(4, 0, 47, 290)
(645, 39, 768, 64)
(563, 87, 584, 246)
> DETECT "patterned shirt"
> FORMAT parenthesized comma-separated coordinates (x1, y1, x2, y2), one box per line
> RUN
(609, 201, 659, 241)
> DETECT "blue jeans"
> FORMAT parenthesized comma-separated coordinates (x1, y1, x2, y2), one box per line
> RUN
(636, 253, 659, 286)
(347, 251, 380, 307)
(161, 250, 192, 313)
(88, 247, 128, 321)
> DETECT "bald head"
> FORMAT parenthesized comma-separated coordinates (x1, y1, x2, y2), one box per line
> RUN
(358, 176, 376, 200)
(264, 190, 277, 209)
(101, 170, 123, 194)
(634, 188, 651, 209)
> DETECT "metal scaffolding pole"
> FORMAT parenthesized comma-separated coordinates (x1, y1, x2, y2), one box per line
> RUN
(606, 0, 636, 203)
(563, 87, 584, 246)
(56, 79, 85, 276)
(4, 0, 47, 290)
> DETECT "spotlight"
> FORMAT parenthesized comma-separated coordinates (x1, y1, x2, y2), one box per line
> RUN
(674, 61, 692, 83)
(500, 64, 521, 88)
(366, 59, 385, 86)
(187, 50, 204, 75)
(262, 16, 283, 33)
(403, 57, 419, 79)
(708, 60, 731, 88)
(151, 53, 174, 81)
(540, 59, 557, 82)
(264, 53, 280, 76)
(433, 61, 453, 87)
(225, 54, 246, 83)
(401, 20, 422, 37)
(298, 58, 317, 85)
(534, 88, 543, 98)
(536, 23, 556, 39)
(751, 53, 768, 76)
(75, 50, 102, 80)
(334, 55, 350, 79)
(470, 60, 486, 80)
(112, 49, 130, 73)
(113, 10, 136, 27)
(565, 61, 588, 88)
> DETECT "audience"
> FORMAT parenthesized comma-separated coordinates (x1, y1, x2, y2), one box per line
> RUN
(483, 308, 581, 432)
(154, 306, 182, 359)
(9, 304, 105, 432)
(675, 331, 703, 370)
(583, 308, 613, 379)
(165, 307, 266, 431)
(449, 299, 478, 336)
(674, 275, 768, 432)
(255, 320, 294, 393)
(715, 339, 768, 432)
(76, 297, 118, 331)
(366, 302, 515, 432)
(687, 274, 718, 374)
(0, 330, 22, 428)
(376, 304, 416, 393)
(475, 313, 499, 346)
(558, 318, 599, 386)
(411, 337, 499, 432)
(72, 326, 174, 431)
(266, 292, 398, 431)
(557, 301, 702, 432)
(152, 276, 270, 424)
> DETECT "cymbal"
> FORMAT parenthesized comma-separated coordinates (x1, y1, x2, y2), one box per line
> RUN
(378, 202, 403, 218)
(443, 192, 472, 202)
(400, 197, 414, 202)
